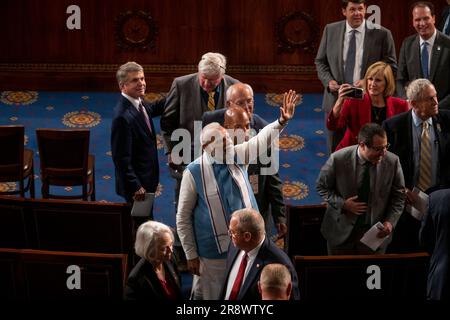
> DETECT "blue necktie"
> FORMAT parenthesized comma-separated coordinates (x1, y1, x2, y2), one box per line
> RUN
(344, 30, 357, 84)
(421, 42, 429, 79)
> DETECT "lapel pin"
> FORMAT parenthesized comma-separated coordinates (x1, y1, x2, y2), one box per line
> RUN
(437, 46, 441, 51)
(256, 264, 260, 268)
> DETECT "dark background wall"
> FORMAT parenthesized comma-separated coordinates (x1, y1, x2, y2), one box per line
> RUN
(0, 0, 445, 92)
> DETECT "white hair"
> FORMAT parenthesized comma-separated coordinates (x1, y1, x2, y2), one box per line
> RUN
(198, 52, 227, 77)
(134, 221, 174, 264)
(406, 78, 434, 102)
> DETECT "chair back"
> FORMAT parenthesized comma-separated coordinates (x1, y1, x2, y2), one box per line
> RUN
(0, 125, 25, 181)
(36, 129, 89, 183)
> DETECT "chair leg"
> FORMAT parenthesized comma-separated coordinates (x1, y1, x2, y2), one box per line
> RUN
(30, 167, 35, 198)
(91, 171, 96, 201)
(19, 179, 25, 197)
(41, 180, 49, 199)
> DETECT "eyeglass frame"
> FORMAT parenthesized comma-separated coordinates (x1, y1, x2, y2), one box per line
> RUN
(229, 97, 254, 108)
(367, 143, 390, 152)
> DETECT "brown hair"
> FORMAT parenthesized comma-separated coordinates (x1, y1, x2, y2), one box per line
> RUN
(342, 0, 366, 9)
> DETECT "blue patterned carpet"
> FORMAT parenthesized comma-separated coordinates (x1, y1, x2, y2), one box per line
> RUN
(0, 90, 327, 228)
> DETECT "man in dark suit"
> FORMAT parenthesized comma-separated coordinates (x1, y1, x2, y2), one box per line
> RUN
(397, 2, 450, 110)
(315, 0, 397, 152)
(203, 83, 287, 239)
(111, 61, 164, 218)
(420, 188, 450, 301)
(383, 78, 450, 252)
(221, 208, 300, 301)
(437, 1, 450, 36)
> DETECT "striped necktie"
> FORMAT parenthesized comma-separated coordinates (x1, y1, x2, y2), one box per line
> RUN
(417, 121, 432, 191)
(139, 102, 152, 134)
(208, 91, 215, 111)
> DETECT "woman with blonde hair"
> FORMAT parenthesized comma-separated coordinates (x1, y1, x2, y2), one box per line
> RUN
(327, 61, 409, 151)
(124, 221, 181, 300)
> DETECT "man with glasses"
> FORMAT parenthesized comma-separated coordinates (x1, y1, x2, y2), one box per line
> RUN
(203, 83, 289, 240)
(161, 53, 239, 271)
(220, 208, 300, 301)
(161, 52, 239, 217)
(316, 123, 405, 255)
(177, 90, 297, 299)
(383, 78, 450, 253)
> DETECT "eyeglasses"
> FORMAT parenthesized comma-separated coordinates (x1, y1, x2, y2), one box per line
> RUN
(418, 95, 438, 104)
(230, 98, 254, 108)
(368, 143, 390, 152)
(228, 229, 241, 237)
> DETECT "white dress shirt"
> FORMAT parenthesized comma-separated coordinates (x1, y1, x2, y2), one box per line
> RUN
(343, 20, 366, 84)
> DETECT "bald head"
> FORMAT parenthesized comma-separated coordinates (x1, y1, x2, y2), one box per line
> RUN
(226, 83, 255, 116)
(224, 107, 250, 131)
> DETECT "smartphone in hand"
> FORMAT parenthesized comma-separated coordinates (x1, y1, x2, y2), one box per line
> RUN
(345, 87, 364, 99)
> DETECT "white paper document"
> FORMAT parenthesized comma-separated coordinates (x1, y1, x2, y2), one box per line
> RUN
(131, 193, 155, 217)
(360, 222, 389, 251)
(405, 187, 429, 221)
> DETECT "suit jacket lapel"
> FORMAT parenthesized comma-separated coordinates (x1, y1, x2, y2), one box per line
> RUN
(412, 35, 422, 77)
(352, 148, 359, 196)
(430, 33, 443, 81)
(165, 260, 180, 289)
(191, 76, 206, 118)
(238, 238, 268, 299)
(338, 21, 346, 82)
(128, 102, 153, 138)
(406, 110, 415, 177)
(361, 24, 374, 78)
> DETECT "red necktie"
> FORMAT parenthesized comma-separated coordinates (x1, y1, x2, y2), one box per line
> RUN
(229, 253, 248, 300)
(139, 102, 152, 134)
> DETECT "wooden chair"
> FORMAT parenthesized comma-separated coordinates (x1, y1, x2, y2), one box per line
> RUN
(36, 128, 95, 201)
(285, 204, 327, 257)
(0, 125, 35, 198)
(294, 253, 429, 301)
(0, 248, 127, 300)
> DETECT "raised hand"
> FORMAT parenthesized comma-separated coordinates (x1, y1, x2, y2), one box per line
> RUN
(279, 89, 298, 124)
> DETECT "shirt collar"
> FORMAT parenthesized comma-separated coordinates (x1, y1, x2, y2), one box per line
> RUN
(346, 20, 365, 34)
(246, 236, 265, 260)
(356, 146, 367, 165)
(121, 92, 141, 110)
(420, 29, 437, 47)
(412, 109, 433, 127)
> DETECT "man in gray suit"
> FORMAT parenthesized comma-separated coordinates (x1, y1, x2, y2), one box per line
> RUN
(397, 1, 450, 110)
(316, 123, 405, 255)
(161, 52, 239, 270)
(315, 0, 397, 152)
(160, 52, 239, 211)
